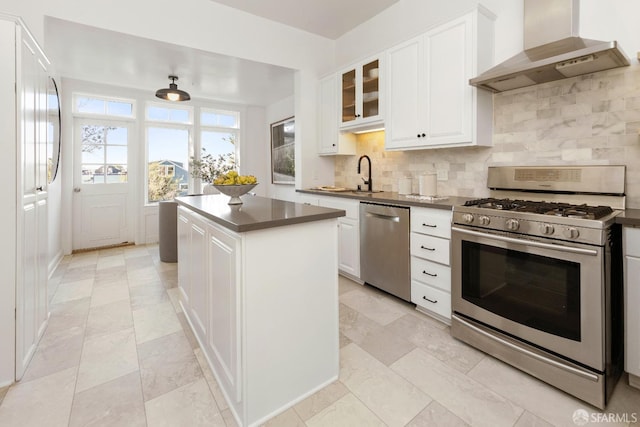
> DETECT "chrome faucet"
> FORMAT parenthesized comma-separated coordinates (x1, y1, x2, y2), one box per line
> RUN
(357, 155, 372, 192)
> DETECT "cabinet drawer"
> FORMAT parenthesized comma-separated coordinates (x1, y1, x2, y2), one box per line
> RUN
(411, 233, 450, 265)
(411, 256, 451, 292)
(317, 197, 359, 219)
(625, 226, 640, 257)
(411, 207, 451, 238)
(411, 280, 451, 320)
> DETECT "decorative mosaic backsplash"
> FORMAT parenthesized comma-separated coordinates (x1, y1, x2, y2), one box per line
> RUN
(334, 63, 640, 208)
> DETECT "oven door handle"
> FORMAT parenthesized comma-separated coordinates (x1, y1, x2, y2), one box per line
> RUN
(451, 227, 599, 257)
(453, 315, 600, 382)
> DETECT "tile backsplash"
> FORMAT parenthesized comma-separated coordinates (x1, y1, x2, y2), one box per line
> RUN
(335, 63, 640, 208)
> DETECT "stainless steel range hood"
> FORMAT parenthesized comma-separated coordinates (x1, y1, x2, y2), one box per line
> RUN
(470, 0, 629, 93)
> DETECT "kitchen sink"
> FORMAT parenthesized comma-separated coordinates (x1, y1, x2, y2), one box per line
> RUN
(350, 190, 384, 194)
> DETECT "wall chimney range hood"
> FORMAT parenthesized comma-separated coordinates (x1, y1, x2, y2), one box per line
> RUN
(470, 0, 629, 93)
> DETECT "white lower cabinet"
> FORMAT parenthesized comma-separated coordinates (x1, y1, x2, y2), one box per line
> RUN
(317, 196, 361, 279)
(410, 206, 452, 323)
(177, 205, 339, 426)
(624, 226, 640, 389)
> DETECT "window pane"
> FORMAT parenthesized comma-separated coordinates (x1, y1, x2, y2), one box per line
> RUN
(201, 110, 239, 128)
(147, 105, 191, 124)
(170, 109, 190, 123)
(107, 101, 133, 117)
(147, 127, 189, 202)
(199, 131, 236, 180)
(147, 106, 169, 121)
(77, 97, 105, 114)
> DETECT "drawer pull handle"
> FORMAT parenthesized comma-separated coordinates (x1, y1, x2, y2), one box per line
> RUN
(422, 223, 437, 228)
(422, 270, 437, 277)
(420, 245, 435, 251)
(423, 296, 438, 304)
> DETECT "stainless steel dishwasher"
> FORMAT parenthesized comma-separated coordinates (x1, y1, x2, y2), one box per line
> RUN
(360, 202, 411, 301)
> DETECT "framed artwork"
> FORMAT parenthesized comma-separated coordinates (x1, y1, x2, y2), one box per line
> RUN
(270, 116, 295, 184)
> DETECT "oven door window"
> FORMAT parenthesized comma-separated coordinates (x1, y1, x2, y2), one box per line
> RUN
(461, 241, 581, 341)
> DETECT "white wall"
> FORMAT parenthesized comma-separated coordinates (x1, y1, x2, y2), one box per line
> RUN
(242, 106, 269, 197)
(335, 0, 523, 69)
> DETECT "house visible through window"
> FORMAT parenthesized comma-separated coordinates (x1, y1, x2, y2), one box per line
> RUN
(145, 104, 241, 204)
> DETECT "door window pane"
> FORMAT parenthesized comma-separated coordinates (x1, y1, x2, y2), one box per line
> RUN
(80, 125, 128, 184)
(147, 127, 189, 202)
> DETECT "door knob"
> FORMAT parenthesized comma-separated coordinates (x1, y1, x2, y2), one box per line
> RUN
(74, 187, 81, 193)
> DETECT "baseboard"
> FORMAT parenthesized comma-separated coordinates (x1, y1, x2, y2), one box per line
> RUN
(629, 373, 640, 390)
(48, 251, 64, 279)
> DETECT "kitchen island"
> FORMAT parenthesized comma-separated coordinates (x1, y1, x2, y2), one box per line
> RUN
(175, 194, 345, 427)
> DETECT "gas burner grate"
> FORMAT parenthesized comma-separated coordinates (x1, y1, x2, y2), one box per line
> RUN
(463, 198, 614, 219)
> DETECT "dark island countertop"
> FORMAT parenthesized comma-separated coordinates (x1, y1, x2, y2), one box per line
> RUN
(616, 208, 640, 227)
(297, 188, 474, 210)
(175, 194, 345, 232)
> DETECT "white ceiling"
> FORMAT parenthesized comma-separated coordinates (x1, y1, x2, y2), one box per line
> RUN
(44, 0, 399, 106)
(45, 17, 296, 106)
(209, 0, 399, 39)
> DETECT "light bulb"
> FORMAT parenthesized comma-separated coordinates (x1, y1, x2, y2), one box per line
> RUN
(167, 92, 180, 102)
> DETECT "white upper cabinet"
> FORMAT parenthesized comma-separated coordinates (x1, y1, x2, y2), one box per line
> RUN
(339, 56, 383, 131)
(385, 7, 495, 150)
(318, 74, 355, 155)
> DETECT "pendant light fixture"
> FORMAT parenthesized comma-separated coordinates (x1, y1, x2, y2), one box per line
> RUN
(155, 75, 191, 102)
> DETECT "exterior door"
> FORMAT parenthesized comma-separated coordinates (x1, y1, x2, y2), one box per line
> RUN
(73, 118, 134, 250)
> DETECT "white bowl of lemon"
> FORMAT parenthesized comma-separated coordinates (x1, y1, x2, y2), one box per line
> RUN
(213, 171, 258, 205)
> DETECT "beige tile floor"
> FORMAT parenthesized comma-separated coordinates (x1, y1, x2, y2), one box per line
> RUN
(0, 244, 638, 427)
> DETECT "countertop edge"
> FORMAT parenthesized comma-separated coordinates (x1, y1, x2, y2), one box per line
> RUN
(297, 189, 472, 210)
(176, 195, 345, 233)
(616, 208, 640, 226)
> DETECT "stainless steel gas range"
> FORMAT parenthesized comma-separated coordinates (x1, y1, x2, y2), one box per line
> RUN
(450, 165, 625, 409)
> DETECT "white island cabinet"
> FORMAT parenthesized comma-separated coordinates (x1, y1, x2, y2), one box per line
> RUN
(176, 195, 344, 427)
(624, 226, 640, 389)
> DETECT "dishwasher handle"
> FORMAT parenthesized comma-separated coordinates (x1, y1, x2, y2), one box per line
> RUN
(365, 211, 401, 222)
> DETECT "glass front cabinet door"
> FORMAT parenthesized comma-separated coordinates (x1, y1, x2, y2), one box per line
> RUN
(340, 58, 382, 130)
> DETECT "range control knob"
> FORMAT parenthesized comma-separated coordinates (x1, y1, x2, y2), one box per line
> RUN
(506, 219, 520, 231)
(540, 223, 555, 235)
(479, 215, 490, 226)
(563, 227, 580, 239)
(462, 213, 474, 224)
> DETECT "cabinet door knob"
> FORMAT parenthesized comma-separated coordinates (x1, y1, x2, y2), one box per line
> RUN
(420, 245, 435, 251)
(417, 134, 421, 138)
(423, 296, 438, 304)
(422, 270, 437, 277)
(332, 143, 336, 147)
(421, 133, 426, 137)
(74, 187, 81, 193)
(36, 186, 43, 191)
